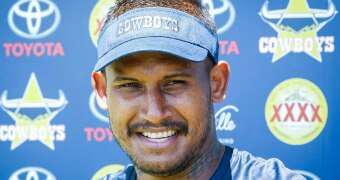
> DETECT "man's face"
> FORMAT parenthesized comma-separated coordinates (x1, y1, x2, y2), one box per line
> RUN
(104, 52, 216, 176)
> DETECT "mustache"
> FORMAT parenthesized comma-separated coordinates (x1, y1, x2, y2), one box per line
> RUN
(127, 119, 188, 136)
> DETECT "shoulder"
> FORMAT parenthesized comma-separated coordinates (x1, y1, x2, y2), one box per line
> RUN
(98, 164, 135, 180)
(229, 148, 306, 180)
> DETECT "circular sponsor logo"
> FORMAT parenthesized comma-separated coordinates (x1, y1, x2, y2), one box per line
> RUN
(8, 0, 61, 39)
(9, 166, 56, 180)
(265, 78, 328, 145)
(92, 164, 124, 180)
(201, 0, 236, 34)
(89, 91, 109, 123)
(89, 0, 116, 47)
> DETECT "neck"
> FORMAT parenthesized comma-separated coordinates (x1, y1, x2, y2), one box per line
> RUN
(136, 141, 225, 180)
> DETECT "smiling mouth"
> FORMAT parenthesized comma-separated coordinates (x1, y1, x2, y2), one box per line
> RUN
(140, 130, 177, 143)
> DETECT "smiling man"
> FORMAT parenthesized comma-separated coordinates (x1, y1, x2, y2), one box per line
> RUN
(91, 0, 305, 179)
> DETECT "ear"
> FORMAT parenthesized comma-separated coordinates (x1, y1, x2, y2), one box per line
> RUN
(91, 71, 108, 110)
(210, 60, 230, 103)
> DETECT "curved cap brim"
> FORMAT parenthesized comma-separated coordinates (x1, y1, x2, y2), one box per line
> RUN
(94, 36, 208, 71)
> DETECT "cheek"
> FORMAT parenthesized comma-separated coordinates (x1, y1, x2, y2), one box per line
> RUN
(186, 87, 211, 125)
(167, 86, 209, 123)
(107, 96, 130, 133)
(107, 93, 143, 131)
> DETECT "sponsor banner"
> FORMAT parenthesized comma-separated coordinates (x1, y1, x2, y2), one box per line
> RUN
(0, 73, 67, 150)
(215, 105, 238, 145)
(202, 0, 236, 34)
(89, 0, 117, 47)
(203, 0, 240, 56)
(89, 91, 108, 123)
(9, 166, 57, 180)
(3, 0, 65, 57)
(85, 91, 113, 142)
(92, 164, 124, 180)
(0, 0, 337, 179)
(265, 78, 327, 145)
(84, 127, 113, 142)
(258, 0, 337, 62)
(8, 0, 61, 39)
(3, 42, 64, 57)
(88, 0, 240, 55)
(294, 170, 321, 180)
(219, 40, 239, 55)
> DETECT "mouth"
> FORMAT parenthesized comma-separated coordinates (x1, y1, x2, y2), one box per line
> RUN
(128, 120, 187, 149)
(140, 130, 177, 143)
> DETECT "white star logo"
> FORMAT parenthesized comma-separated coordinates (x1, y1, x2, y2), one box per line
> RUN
(0, 73, 67, 150)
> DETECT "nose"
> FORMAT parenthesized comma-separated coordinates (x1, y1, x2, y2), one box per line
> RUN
(140, 87, 172, 123)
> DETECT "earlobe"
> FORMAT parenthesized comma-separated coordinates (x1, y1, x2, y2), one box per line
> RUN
(210, 60, 230, 103)
(91, 71, 108, 110)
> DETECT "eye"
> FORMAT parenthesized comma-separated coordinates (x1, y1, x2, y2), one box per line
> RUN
(164, 80, 186, 86)
(118, 82, 142, 89)
(163, 80, 188, 90)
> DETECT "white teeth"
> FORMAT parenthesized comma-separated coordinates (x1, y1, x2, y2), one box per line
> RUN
(150, 133, 157, 138)
(141, 130, 176, 139)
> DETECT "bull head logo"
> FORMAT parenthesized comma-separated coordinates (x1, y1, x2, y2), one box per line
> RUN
(0, 73, 67, 150)
(258, 0, 337, 62)
(259, 0, 337, 20)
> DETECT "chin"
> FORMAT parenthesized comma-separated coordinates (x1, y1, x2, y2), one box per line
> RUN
(129, 147, 198, 176)
(135, 158, 190, 176)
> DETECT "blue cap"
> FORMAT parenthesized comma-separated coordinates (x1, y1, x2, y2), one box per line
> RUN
(95, 7, 219, 71)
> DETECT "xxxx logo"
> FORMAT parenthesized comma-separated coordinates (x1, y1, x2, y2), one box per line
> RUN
(259, 0, 337, 62)
(270, 103, 322, 123)
(265, 78, 327, 145)
(89, 0, 117, 47)
(0, 73, 67, 150)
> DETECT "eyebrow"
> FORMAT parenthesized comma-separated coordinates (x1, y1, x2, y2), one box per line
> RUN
(112, 72, 192, 83)
(112, 77, 139, 83)
(163, 72, 192, 79)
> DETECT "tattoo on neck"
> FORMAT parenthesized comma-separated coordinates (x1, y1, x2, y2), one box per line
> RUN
(187, 144, 222, 178)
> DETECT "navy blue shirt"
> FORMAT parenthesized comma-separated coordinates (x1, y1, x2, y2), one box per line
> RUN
(101, 146, 305, 180)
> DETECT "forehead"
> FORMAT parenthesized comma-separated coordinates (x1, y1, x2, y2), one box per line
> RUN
(107, 52, 199, 74)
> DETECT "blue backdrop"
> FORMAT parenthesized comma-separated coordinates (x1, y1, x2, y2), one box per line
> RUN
(0, 0, 339, 179)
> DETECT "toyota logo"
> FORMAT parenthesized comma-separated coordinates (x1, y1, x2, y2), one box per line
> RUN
(202, 0, 236, 34)
(9, 167, 56, 180)
(8, 0, 61, 39)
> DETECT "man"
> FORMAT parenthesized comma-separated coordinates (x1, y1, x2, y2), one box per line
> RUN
(91, 0, 305, 179)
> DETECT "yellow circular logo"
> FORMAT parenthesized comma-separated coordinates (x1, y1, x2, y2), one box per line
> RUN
(89, 0, 116, 47)
(265, 78, 327, 145)
(91, 164, 124, 180)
